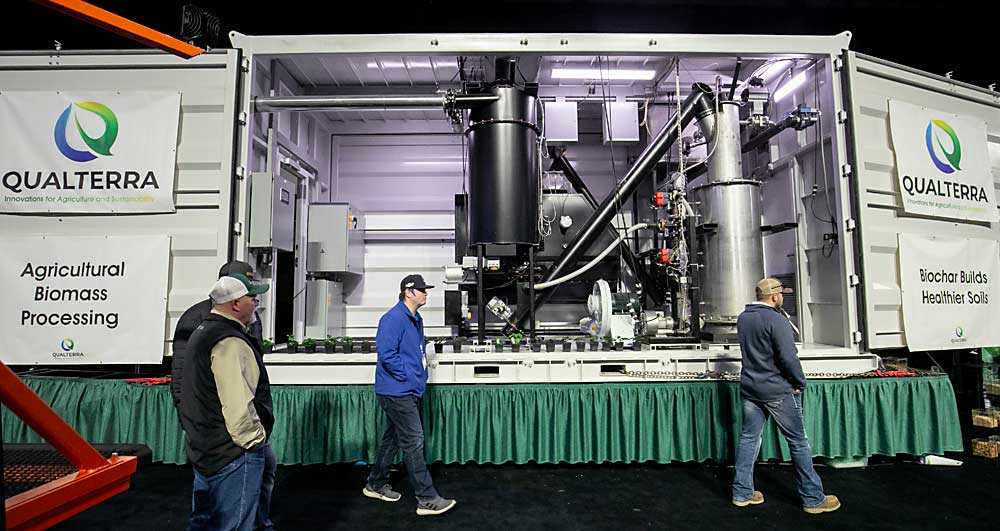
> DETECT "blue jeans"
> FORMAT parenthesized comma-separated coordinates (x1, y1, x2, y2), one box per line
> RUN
(367, 394, 439, 500)
(190, 444, 267, 531)
(732, 391, 826, 508)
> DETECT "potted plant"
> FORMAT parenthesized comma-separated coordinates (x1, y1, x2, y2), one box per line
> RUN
(286, 334, 299, 353)
(324, 336, 337, 353)
(510, 334, 522, 353)
(342, 336, 354, 353)
(302, 337, 317, 353)
(262, 338, 273, 354)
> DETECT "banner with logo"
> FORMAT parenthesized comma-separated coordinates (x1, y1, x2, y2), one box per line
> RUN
(0, 236, 170, 364)
(898, 234, 1000, 351)
(0, 91, 180, 213)
(888, 100, 997, 223)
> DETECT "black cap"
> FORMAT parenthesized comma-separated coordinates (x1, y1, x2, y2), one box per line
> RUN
(218, 260, 254, 278)
(400, 274, 434, 291)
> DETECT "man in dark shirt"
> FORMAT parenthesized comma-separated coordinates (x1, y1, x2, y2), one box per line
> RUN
(173, 261, 274, 529)
(172, 260, 263, 410)
(731, 278, 841, 514)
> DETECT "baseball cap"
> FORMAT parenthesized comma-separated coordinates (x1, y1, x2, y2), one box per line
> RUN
(756, 278, 793, 297)
(210, 273, 270, 304)
(218, 260, 254, 278)
(400, 274, 434, 291)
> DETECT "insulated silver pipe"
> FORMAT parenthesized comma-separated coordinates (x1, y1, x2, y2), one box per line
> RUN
(252, 94, 499, 113)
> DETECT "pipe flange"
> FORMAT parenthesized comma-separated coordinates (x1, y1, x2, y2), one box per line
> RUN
(465, 118, 540, 135)
(688, 179, 762, 194)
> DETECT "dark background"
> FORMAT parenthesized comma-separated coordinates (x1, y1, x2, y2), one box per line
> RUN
(4, 0, 998, 89)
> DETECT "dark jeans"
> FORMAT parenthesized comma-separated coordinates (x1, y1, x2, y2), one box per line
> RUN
(732, 391, 826, 508)
(367, 394, 439, 500)
(190, 444, 267, 531)
(257, 442, 276, 530)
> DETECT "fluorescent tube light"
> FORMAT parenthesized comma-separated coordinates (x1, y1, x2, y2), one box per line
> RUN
(773, 72, 807, 102)
(551, 68, 656, 80)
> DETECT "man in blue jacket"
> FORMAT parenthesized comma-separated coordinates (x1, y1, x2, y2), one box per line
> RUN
(363, 274, 457, 516)
(731, 278, 841, 514)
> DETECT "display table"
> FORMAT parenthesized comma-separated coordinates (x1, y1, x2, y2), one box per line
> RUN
(2, 376, 963, 465)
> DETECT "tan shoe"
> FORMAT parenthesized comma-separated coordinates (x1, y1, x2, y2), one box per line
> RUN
(803, 495, 841, 514)
(732, 490, 764, 507)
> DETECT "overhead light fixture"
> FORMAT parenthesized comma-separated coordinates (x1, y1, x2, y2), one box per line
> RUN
(551, 68, 656, 81)
(773, 72, 807, 102)
(366, 60, 449, 69)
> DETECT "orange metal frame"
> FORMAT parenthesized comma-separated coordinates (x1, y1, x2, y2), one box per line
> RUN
(33, 0, 205, 59)
(1, 362, 138, 531)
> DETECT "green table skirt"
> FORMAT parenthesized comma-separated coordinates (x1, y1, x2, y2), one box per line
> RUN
(2, 376, 963, 465)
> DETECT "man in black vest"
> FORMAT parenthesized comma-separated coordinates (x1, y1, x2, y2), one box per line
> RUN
(179, 273, 274, 530)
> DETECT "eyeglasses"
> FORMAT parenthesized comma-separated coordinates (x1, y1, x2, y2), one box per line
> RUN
(412, 288, 427, 294)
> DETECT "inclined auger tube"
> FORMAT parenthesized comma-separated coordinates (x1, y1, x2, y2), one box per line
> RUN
(513, 83, 718, 330)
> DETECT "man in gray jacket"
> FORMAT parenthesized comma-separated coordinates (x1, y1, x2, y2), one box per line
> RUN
(731, 278, 841, 514)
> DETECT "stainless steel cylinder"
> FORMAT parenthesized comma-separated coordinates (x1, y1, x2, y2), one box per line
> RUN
(691, 102, 764, 329)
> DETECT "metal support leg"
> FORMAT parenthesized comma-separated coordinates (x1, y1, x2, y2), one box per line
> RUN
(528, 245, 536, 343)
(477, 244, 486, 344)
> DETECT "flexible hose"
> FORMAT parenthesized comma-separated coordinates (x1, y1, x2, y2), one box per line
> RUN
(534, 223, 654, 289)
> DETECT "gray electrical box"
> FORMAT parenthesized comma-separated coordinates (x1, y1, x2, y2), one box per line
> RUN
(305, 279, 346, 339)
(306, 203, 364, 274)
(249, 171, 297, 251)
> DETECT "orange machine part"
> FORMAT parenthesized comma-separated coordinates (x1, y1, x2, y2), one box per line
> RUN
(33, 0, 204, 59)
(2, 362, 138, 530)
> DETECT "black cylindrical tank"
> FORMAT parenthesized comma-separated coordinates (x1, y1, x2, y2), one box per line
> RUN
(466, 83, 539, 245)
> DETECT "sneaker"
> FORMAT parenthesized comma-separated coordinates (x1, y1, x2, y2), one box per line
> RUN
(803, 495, 841, 514)
(362, 484, 402, 502)
(416, 497, 457, 516)
(732, 490, 764, 507)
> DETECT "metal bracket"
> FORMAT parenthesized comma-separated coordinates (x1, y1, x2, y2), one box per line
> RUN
(841, 163, 852, 179)
(833, 56, 844, 72)
(849, 274, 860, 287)
(233, 221, 243, 236)
(837, 110, 849, 124)
(235, 166, 246, 180)
(241, 57, 250, 73)
(852, 331, 864, 344)
(845, 218, 857, 231)
(238, 111, 247, 126)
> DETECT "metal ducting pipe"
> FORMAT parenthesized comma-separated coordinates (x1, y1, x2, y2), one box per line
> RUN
(252, 93, 499, 113)
(688, 101, 763, 338)
(513, 83, 718, 329)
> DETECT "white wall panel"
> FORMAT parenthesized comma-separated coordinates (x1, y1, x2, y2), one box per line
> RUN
(846, 53, 1000, 350)
(0, 50, 242, 360)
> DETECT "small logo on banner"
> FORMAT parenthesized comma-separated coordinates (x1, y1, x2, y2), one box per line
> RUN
(54, 102, 119, 163)
(951, 325, 968, 345)
(924, 119, 962, 174)
(53, 337, 84, 358)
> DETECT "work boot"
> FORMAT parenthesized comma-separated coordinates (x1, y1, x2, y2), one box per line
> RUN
(732, 490, 764, 507)
(803, 495, 841, 514)
(416, 497, 457, 516)
(362, 483, 402, 502)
